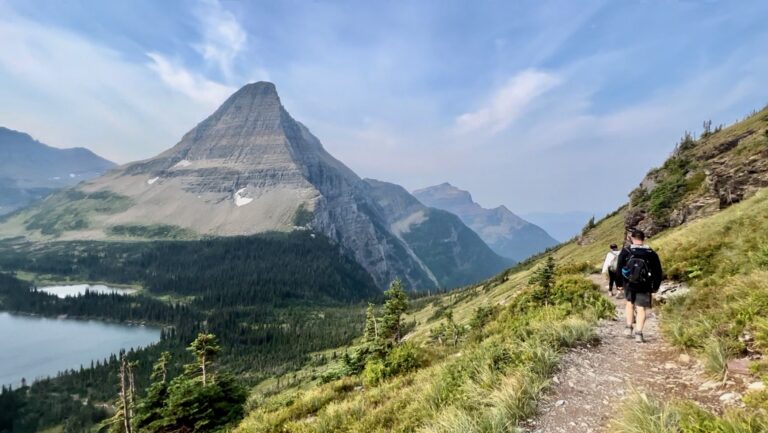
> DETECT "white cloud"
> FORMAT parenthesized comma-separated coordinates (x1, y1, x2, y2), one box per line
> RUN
(0, 8, 220, 163)
(455, 70, 562, 134)
(193, 0, 247, 79)
(146, 52, 235, 107)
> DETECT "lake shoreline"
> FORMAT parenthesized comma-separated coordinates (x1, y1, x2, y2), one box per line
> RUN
(0, 311, 161, 388)
(0, 308, 171, 329)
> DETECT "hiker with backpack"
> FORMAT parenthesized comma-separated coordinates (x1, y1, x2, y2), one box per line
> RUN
(616, 228, 663, 343)
(601, 243, 621, 297)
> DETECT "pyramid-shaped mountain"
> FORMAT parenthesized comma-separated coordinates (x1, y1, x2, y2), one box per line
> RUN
(413, 183, 558, 261)
(1, 82, 509, 290)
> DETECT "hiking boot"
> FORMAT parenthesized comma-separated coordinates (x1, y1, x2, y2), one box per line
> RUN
(624, 326, 633, 338)
(634, 332, 645, 343)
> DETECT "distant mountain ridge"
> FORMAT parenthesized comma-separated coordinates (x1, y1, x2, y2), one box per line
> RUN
(0, 127, 115, 215)
(0, 82, 508, 291)
(364, 179, 512, 288)
(413, 183, 558, 261)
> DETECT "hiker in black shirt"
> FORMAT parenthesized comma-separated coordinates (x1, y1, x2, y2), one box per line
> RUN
(615, 228, 663, 343)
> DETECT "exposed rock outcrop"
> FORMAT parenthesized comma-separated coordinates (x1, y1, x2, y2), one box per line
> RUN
(626, 110, 768, 237)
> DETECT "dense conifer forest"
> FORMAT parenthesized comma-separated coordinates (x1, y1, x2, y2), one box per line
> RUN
(0, 232, 379, 433)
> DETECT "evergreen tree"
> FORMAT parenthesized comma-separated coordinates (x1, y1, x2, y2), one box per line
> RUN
(529, 256, 557, 303)
(187, 333, 220, 386)
(132, 336, 245, 433)
(363, 303, 378, 343)
(133, 353, 171, 433)
(381, 279, 408, 343)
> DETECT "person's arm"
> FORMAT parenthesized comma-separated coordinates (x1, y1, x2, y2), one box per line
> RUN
(652, 252, 663, 292)
(615, 249, 628, 288)
(601, 252, 611, 274)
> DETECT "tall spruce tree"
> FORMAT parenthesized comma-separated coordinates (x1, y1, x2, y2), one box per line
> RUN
(381, 279, 408, 343)
(364, 303, 378, 343)
(187, 333, 220, 385)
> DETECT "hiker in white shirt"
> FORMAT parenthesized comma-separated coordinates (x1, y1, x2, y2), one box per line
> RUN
(601, 243, 620, 296)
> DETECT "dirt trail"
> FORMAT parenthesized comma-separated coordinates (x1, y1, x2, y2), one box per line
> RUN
(524, 274, 749, 433)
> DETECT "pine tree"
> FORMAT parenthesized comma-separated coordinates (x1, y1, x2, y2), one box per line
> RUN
(108, 352, 135, 433)
(381, 279, 408, 343)
(187, 333, 220, 385)
(529, 256, 557, 304)
(363, 303, 378, 343)
(150, 351, 171, 383)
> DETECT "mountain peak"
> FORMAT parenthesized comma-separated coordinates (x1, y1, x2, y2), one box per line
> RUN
(229, 81, 280, 102)
(414, 183, 559, 261)
(413, 182, 474, 206)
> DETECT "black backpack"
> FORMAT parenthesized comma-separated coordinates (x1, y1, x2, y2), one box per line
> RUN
(621, 248, 654, 288)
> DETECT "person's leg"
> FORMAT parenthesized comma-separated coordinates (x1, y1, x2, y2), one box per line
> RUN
(624, 293, 635, 337)
(633, 293, 652, 342)
(635, 306, 646, 332)
(625, 301, 634, 327)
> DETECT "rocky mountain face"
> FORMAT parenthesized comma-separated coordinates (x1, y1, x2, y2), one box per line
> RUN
(413, 183, 558, 261)
(626, 107, 768, 236)
(1, 82, 509, 290)
(0, 127, 115, 215)
(364, 179, 511, 288)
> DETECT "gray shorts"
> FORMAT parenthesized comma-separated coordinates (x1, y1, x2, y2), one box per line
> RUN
(625, 290, 652, 308)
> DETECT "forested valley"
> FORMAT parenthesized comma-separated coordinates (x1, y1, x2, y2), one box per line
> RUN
(0, 232, 380, 433)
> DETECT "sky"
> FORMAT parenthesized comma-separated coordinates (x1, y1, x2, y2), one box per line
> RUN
(1, 0, 767, 217)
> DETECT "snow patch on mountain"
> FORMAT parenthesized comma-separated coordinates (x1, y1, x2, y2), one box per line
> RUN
(234, 188, 253, 207)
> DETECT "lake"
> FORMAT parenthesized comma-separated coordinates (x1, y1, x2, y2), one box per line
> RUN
(0, 312, 160, 387)
(37, 283, 137, 298)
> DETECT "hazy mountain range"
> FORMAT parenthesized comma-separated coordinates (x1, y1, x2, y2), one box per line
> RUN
(413, 183, 558, 261)
(0, 127, 115, 215)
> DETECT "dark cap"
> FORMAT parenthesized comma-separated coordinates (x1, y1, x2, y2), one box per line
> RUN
(609, 243, 618, 250)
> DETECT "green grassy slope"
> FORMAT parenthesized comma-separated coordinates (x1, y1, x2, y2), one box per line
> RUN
(231, 109, 768, 432)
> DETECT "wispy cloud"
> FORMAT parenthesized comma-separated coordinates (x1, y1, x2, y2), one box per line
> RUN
(192, 0, 247, 79)
(455, 70, 562, 135)
(145, 0, 255, 105)
(0, 7, 221, 162)
(146, 52, 235, 107)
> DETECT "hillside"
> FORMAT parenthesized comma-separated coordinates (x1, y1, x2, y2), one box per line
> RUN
(627, 108, 768, 235)
(224, 108, 768, 432)
(0, 83, 505, 291)
(413, 183, 558, 261)
(0, 127, 115, 215)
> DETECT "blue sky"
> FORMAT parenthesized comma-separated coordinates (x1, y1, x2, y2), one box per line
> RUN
(1, 0, 767, 215)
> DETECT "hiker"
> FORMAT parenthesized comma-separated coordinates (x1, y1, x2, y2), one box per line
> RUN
(600, 243, 621, 296)
(616, 228, 663, 343)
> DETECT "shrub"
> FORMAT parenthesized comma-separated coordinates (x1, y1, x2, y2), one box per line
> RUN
(385, 342, 423, 377)
(556, 260, 594, 275)
(362, 359, 387, 386)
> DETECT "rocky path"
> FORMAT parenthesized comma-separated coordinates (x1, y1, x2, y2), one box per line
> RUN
(524, 275, 752, 433)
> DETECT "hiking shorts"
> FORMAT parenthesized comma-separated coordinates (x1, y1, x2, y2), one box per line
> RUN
(625, 290, 652, 308)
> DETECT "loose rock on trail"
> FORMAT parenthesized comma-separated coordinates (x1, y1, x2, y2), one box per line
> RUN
(524, 275, 750, 433)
